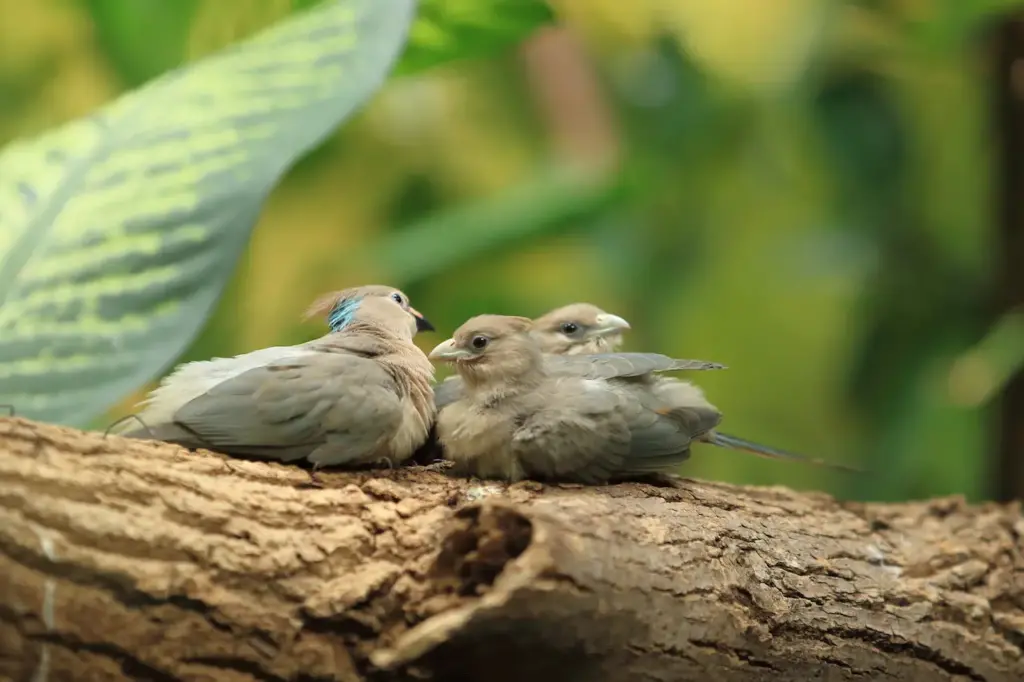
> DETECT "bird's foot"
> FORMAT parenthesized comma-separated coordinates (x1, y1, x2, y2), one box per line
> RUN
(374, 457, 395, 470)
(299, 466, 326, 489)
(102, 413, 153, 438)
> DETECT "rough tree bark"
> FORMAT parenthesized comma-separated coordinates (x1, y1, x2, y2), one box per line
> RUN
(0, 417, 1022, 682)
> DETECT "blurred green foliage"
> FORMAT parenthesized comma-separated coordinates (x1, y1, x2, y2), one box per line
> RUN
(1, 0, 1019, 502)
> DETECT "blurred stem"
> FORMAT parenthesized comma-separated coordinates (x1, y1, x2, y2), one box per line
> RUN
(518, 26, 622, 172)
(948, 312, 1024, 408)
(363, 165, 628, 285)
(991, 17, 1024, 502)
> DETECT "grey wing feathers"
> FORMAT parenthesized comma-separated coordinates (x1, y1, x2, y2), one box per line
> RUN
(544, 353, 726, 380)
(171, 354, 403, 464)
(511, 389, 633, 484)
(617, 401, 721, 475)
(614, 377, 723, 474)
(512, 381, 721, 483)
(657, 404, 722, 441)
(433, 375, 465, 411)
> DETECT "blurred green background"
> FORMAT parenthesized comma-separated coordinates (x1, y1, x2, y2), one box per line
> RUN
(3, 0, 1020, 503)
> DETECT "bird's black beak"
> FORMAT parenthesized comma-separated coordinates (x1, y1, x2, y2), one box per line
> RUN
(410, 306, 435, 332)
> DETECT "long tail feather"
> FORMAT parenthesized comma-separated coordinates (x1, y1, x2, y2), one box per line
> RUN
(706, 431, 863, 473)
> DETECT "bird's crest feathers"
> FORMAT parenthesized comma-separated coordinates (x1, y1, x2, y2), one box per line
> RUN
(303, 285, 412, 331)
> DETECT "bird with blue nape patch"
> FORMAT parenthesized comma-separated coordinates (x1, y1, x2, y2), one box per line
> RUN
(113, 285, 436, 485)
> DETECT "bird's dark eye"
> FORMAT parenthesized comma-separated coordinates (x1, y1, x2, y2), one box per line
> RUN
(560, 322, 579, 335)
(391, 292, 404, 304)
(471, 336, 489, 350)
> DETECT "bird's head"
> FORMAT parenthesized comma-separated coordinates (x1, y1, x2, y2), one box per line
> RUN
(305, 284, 434, 336)
(428, 314, 542, 387)
(530, 303, 630, 355)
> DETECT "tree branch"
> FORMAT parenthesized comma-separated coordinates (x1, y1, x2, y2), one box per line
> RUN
(0, 416, 1022, 681)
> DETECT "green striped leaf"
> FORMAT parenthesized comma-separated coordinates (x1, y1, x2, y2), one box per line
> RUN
(0, 0, 416, 426)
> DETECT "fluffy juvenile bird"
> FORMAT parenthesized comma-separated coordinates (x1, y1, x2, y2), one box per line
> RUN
(114, 285, 436, 479)
(428, 314, 734, 484)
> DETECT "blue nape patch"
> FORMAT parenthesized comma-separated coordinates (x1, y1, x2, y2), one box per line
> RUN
(328, 296, 363, 331)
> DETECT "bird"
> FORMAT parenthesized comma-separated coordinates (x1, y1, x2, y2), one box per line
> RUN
(426, 314, 734, 484)
(112, 285, 436, 483)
